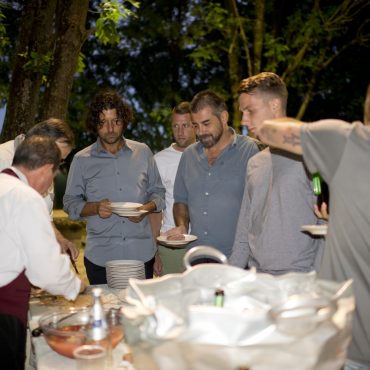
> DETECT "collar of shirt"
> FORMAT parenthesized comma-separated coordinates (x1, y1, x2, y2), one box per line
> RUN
(195, 127, 237, 158)
(10, 166, 28, 185)
(95, 136, 135, 155)
(14, 134, 25, 150)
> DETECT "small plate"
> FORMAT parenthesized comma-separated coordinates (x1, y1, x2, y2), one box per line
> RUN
(111, 202, 143, 210)
(113, 209, 148, 217)
(157, 234, 198, 247)
(301, 224, 328, 236)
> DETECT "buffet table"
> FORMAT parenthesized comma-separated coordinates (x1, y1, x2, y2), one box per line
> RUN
(27, 285, 133, 370)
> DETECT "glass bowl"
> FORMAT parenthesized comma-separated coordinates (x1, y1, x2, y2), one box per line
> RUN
(39, 308, 124, 358)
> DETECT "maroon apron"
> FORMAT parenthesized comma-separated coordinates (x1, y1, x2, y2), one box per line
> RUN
(0, 168, 31, 326)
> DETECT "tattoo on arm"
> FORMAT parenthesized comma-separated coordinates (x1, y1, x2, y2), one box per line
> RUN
(262, 127, 277, 144)
(283, 132, 300, 147)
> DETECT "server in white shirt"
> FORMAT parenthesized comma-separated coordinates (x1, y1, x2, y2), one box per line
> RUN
(0, 118, 79, 260)
(0, 136, 84, 370)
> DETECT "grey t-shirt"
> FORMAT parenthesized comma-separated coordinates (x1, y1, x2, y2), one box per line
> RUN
(301, 120, 370, 365)
(229, 148, 324, 274)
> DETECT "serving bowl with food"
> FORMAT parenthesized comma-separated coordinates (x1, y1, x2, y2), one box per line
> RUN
(38, 308, 124, 358)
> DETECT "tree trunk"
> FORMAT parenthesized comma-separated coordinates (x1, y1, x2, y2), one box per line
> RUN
(41, 0, 89, 121)
(1, 0, 57, 141)
(224, 0, 243, 128)
(228, 30, 241, 129)
(253, 0, 265, 75)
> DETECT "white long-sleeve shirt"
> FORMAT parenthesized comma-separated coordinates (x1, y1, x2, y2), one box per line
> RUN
(0, 168, 81, 299)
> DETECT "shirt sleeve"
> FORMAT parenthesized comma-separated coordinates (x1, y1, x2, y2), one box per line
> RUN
(145, 148, 166, 211)
(43, 191, 54, 220)
(19, 196, 81, 300)
(173, 153, 188, 205)
(228, 170, 251, 268)
(300, 119, 351, 183)
(63, 157, 87, 220)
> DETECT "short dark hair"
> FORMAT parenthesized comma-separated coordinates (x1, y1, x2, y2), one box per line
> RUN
(190, 90, 228, 118)
(173, 101, 191, 115)
(26, 118, 75, 147)
(12, 136, 61, 172)
(86, 89, 134, 133)
(238, 72, 288, 111)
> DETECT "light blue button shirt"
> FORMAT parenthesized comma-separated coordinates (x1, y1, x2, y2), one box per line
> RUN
(174, 129, 259, 256)
(63, 137, 165, 266)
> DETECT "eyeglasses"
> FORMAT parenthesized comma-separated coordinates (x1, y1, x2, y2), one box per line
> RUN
(97, 119, 123, 129)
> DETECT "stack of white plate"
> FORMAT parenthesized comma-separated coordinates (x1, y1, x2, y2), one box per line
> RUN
(105, 260, 145, 289)
(110, 202, 148, 217)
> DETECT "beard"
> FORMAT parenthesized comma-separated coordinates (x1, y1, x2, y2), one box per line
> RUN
(198, 131, 223, 148)
(99, 132, 122, 145)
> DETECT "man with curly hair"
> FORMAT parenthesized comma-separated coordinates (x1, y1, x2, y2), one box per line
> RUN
(63, 90, 165, 284)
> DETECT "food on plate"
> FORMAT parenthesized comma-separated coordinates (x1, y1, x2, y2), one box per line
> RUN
(166, 234, 186, 241)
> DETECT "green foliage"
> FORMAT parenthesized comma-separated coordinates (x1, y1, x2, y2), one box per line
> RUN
(20, 50, 52, 75)
(1, 0, 369, 148)
(263, 34, 290, 72)
(0, 7, 9, 50)
(95, 0, 139, 45)
(185, 2, 235, 68)
(76, 52, 86, 73)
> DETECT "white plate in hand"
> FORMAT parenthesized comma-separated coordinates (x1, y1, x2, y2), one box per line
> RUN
(157, 234, 198, 247)
(111, 202, 143, 210)
(113, 209, 148, 217)
(301, 224, 328, 236)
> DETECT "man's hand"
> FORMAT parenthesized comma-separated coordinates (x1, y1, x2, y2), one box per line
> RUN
(164, 225, 188, 238)
(53, 224, 79, 260)
(314, 202, 329, 221)
(127, 201, 156, 223)
(97, 199, 112, 218)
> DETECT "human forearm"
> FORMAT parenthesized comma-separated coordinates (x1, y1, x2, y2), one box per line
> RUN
(80, 199, 111, 218)
(53, 223, 79, 260)
(173, 202, 190, 232)
(257, 117, 303, 155)
(141, 200, 157, 213)
(148, 211, 162, 238)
